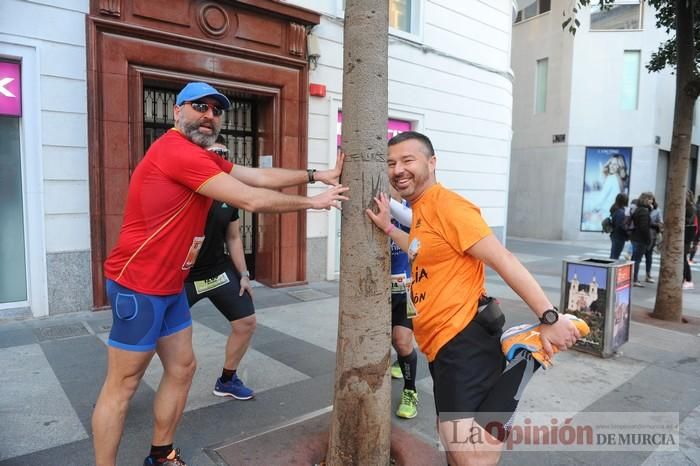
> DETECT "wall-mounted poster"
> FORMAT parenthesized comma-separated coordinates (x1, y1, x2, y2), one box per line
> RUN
(580, 147, 632, 232)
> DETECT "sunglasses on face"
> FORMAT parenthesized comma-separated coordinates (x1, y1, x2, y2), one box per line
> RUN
(187, 101, 224, 117)
(208, 147, 229, 157)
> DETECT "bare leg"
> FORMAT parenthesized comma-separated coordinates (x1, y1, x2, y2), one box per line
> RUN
(151, 327, 196, 446)
(391, 325, 413, 357)
(92, 347, 155, 466)
(224, 315, 256, 370)
(439, 418, 504, 466)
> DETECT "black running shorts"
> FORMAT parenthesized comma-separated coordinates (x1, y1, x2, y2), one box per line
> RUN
(391, 292, 413, 330)
(428, 318, 506, 421)
(185, 265, 255, 322)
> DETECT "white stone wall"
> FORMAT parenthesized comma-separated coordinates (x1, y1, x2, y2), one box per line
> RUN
(0, 0, 90, 316)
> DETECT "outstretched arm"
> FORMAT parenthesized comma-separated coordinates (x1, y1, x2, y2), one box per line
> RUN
(229, 151, 345, 189)
(199, 172, 349, 213)
(467, 235, 580, 358)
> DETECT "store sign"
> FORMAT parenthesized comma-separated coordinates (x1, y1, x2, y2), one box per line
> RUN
(337, 111, 412, 147)
(0, 61, 21, 117)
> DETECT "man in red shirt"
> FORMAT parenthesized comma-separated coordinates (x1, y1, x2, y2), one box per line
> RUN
(93, 82, 348, 466)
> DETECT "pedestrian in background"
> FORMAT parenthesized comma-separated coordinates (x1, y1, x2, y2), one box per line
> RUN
(689, 194, 700, 264)
(683, 191, 697, 290)
(630, 193, 652, 287)
(644, 193, 662, 283)
(609, 193, 629, 260)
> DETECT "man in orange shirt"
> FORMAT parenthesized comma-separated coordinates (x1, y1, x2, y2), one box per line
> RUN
(367, 131, 588, 466)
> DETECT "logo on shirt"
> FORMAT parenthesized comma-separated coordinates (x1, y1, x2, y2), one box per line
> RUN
(415, 218, 422, 229)
(222, 203, 229, 209)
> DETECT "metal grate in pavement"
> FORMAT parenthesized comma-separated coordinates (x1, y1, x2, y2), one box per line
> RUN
(34, 323, 90, 342)
(286, 289, 332, 302)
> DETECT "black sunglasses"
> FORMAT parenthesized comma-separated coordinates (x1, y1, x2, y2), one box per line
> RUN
(188, 101, 224, 117)
(208, 148, 229, 157)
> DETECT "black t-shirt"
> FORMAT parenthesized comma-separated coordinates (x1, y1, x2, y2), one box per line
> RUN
(186, 201, 240, 281)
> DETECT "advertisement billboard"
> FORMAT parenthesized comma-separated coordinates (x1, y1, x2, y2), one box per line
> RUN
(580, 147, 632, 232)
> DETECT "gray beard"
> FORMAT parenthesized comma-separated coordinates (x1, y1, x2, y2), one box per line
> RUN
(179, 120, 219, 148)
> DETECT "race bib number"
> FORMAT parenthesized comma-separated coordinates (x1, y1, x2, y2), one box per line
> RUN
(181, 236, 205, 270)
(406, 279, 418, 319)
(193, 272, 230, 294)
(391, 273, 407, 294)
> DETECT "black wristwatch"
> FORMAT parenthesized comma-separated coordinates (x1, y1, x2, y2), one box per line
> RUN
(307, 169, 316, 184)
(539, 308, 559, 325)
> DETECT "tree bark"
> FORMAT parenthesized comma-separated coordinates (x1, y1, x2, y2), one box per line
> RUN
(652, 0, 699, 321)
(327, 1, 391, 465)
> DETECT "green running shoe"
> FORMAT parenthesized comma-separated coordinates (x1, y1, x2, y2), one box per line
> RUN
(396, 389, 418, 419)
(390, 360, 402, 379)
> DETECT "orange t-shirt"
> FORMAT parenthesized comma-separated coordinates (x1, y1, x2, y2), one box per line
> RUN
(408, 184, 492, 362)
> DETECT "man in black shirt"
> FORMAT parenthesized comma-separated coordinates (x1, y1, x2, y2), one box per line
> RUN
(185, 138, 257, 399)
(185, 137, 344, 399)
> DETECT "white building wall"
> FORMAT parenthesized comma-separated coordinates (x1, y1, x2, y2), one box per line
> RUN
(0, 0, 90, 316)
(284, 0, 516, 279)
(510, 0, 700, 241)
(509, 4, 575, 239)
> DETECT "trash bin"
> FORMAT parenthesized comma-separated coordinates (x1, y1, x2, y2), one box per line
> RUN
(560, 257, 633, 358)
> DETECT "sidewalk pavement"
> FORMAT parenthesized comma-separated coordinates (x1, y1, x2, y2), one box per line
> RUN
(1, 238, 699, 465)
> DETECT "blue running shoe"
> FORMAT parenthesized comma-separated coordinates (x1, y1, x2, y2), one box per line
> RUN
(213, 375, 254, 400)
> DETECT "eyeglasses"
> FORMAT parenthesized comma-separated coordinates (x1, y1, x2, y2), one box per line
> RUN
(187, 101, 224, 117)
(208, 147, 229, 157)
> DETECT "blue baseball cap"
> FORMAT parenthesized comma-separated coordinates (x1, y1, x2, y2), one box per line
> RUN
(176, 82, 231, 110)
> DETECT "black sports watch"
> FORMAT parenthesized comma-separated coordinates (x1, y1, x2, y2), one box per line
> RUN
(539, 308, 559, 325)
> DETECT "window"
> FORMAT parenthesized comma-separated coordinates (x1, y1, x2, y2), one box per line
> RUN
(339, 0, 421, 37)
(389, 0, 411, 32)
(621, 50, 641, 110)
(0, 115, 27, 303)
(591, 1, 642, 30)
(535, 58, 548, 113)
(515, 0, 551, 23)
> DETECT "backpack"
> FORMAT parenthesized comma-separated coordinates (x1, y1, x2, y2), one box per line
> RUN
(601, 216, 613, 234)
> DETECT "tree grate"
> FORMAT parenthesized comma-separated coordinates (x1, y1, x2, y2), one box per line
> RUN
(34, 323, 90, 342)
(286, 289, 332, 302)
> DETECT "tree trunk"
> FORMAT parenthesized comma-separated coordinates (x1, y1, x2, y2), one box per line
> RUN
(652, 0, 699, 321)
(326, 1, 391, 465)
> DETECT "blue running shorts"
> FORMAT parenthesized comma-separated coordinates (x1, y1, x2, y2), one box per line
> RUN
(106, 279, 192, 352)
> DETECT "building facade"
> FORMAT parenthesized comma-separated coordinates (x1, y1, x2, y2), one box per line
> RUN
(509, 0, 700, 240)
(1, 0, 515, 317)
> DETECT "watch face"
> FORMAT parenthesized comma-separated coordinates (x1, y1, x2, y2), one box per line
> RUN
(542, 310, 558, 324)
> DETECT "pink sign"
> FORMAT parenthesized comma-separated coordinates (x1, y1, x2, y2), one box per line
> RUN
(0, 61, 22, 117)
(337, 111, 411, 147)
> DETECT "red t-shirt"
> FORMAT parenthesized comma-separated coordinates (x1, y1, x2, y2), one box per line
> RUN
(104, 129, 234, 295)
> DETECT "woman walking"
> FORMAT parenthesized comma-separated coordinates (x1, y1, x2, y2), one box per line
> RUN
(629, 193, 652, 287)
(609, 193, 629, 260)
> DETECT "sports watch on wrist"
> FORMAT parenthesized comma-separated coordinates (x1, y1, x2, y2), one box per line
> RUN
(539, 308, 559, 325)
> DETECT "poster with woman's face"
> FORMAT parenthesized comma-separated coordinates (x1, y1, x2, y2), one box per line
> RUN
(580, 147, 633, 232)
